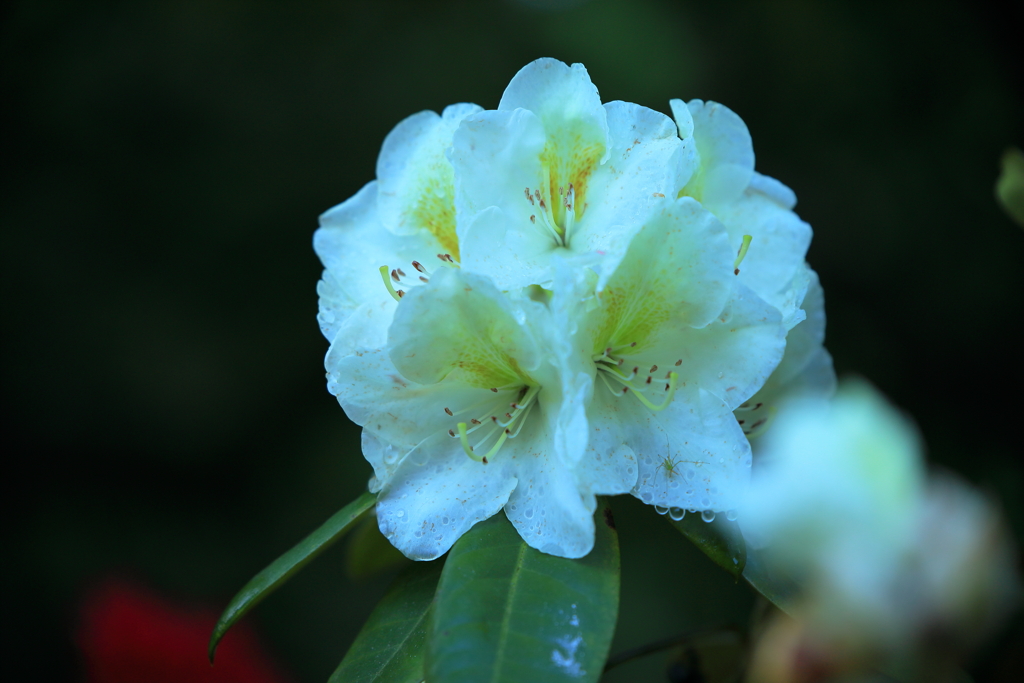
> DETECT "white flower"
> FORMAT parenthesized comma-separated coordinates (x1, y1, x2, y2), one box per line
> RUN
(668, 97, 834, 432)
(327, 267, 631, 560)
(741, 381, 1019, 657)
(448, 58, 689, 292)
(314, 102, 480, 355)
(314, 59, 817, 559)
(550, 197, 787, 513)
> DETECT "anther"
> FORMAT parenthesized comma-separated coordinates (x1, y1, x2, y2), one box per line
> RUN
(674, 359, 682, 366)
(391, 269, 401, 282)
(471, 418, 481, 425)
(412, 261, 425, 272)
(650, 364, 658, 373)
(419, 276, 428, 282)
(530, 215, 536, 223)
(490, 387, 498, 393)
(396, 268, 406, 277)
(444, 407, 453, 416)
(448, 429, 455, 437)
(646, 376, 653, 384)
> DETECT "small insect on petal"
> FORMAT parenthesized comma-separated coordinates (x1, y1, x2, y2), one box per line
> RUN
(444, 407, 453, 416)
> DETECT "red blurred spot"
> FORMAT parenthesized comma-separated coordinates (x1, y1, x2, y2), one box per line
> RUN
(77, 579, 291, 683)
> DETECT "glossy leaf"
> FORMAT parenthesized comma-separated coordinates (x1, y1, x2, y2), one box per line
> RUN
(428, 501, 620, 683)
(330, 559, 443, 683)
(209, 491, 376, 662)
(346, 511, 410, 580)
(669, 512, 747, 580)
(741, 546, 798, 615)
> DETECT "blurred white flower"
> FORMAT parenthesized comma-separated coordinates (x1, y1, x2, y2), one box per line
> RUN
(741, 380, 1018, 674)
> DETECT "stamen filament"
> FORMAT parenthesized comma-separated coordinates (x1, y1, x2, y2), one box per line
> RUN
(734, 234, 753, 272)
(379, 265, 403, 302)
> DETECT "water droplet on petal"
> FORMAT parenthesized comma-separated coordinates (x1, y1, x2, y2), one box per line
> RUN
(726, 509, 739, 521)
(396, 510, 405, 518)
(641, 491, 653, 503)
(669, 507, 685, 521)
(701, 510, 716, 523)
(654, 505, 669, 515)
(524, 508, 534, 519)
(442, 516, 450, 525)
(701, 497, 711, 507)
(669, 480, 679, 489)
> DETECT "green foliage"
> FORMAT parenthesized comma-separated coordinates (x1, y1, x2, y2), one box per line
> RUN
(208, 491, 376, 662)
(427, 501, 620, 683)
(669, 513, 747, 580)
(330, 559, 442, 683)
(346, 512, 410, 580)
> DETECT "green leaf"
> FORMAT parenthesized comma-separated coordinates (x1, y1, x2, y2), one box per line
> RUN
(668, 511, 747, 580)
(346, 511, 410, 580)
(741, 546, 798, 615)
(209, 491, 376, 662)
(330, 558, 443, 683)
(427, 501, 620, 683)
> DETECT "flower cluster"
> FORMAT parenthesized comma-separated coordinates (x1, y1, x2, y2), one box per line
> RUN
(315, 58, 830, 560)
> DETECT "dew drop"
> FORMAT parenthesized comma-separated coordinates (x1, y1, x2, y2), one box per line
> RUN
(686, 469, 696, 479)
(442, 516, 450, 525)
(396, 510, 405, 518)
(685, 489, 693, 495)
(688, 508, 697, 514)
(509, 504, 518, 512)
(668, 507, 685, 521)
(641, 491, 653, 503)
(701, 510, 716, 523)
(654, 505, 669, 515)
(524, 508, 535, 519)
(732, 444, 739, 452)
(435, 534, 443, 541)
(627, 466, 634, 475)
(726, 509, 739, 521)
(701, 497, 711, 507)
(644, 456, 653, 465)
(669, 480, 680, 489)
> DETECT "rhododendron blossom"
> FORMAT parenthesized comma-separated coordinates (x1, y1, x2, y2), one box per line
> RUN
(314, 58, 824, 559)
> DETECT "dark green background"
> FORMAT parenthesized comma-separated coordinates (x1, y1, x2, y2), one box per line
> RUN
(4, 1, 1022, 681)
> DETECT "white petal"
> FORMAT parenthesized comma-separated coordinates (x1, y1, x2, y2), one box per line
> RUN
(647, 283, 787, 409)
(597, 388, 752, 511)
(681, 100, 755, 208)
(377, 430, 518, 560)
(572, 100, 687, 291)
(715, 177, 812, 316)
(743, 269, 836, 428)
(449, 109, 561, 289)
(314, 181, 439, 344)
(587, 196, 734, 345)
(498, 58, 609, 164)
(387, 268, 548, 388)
(503, 421, 597, 559)
(377, 103, 481, 260)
